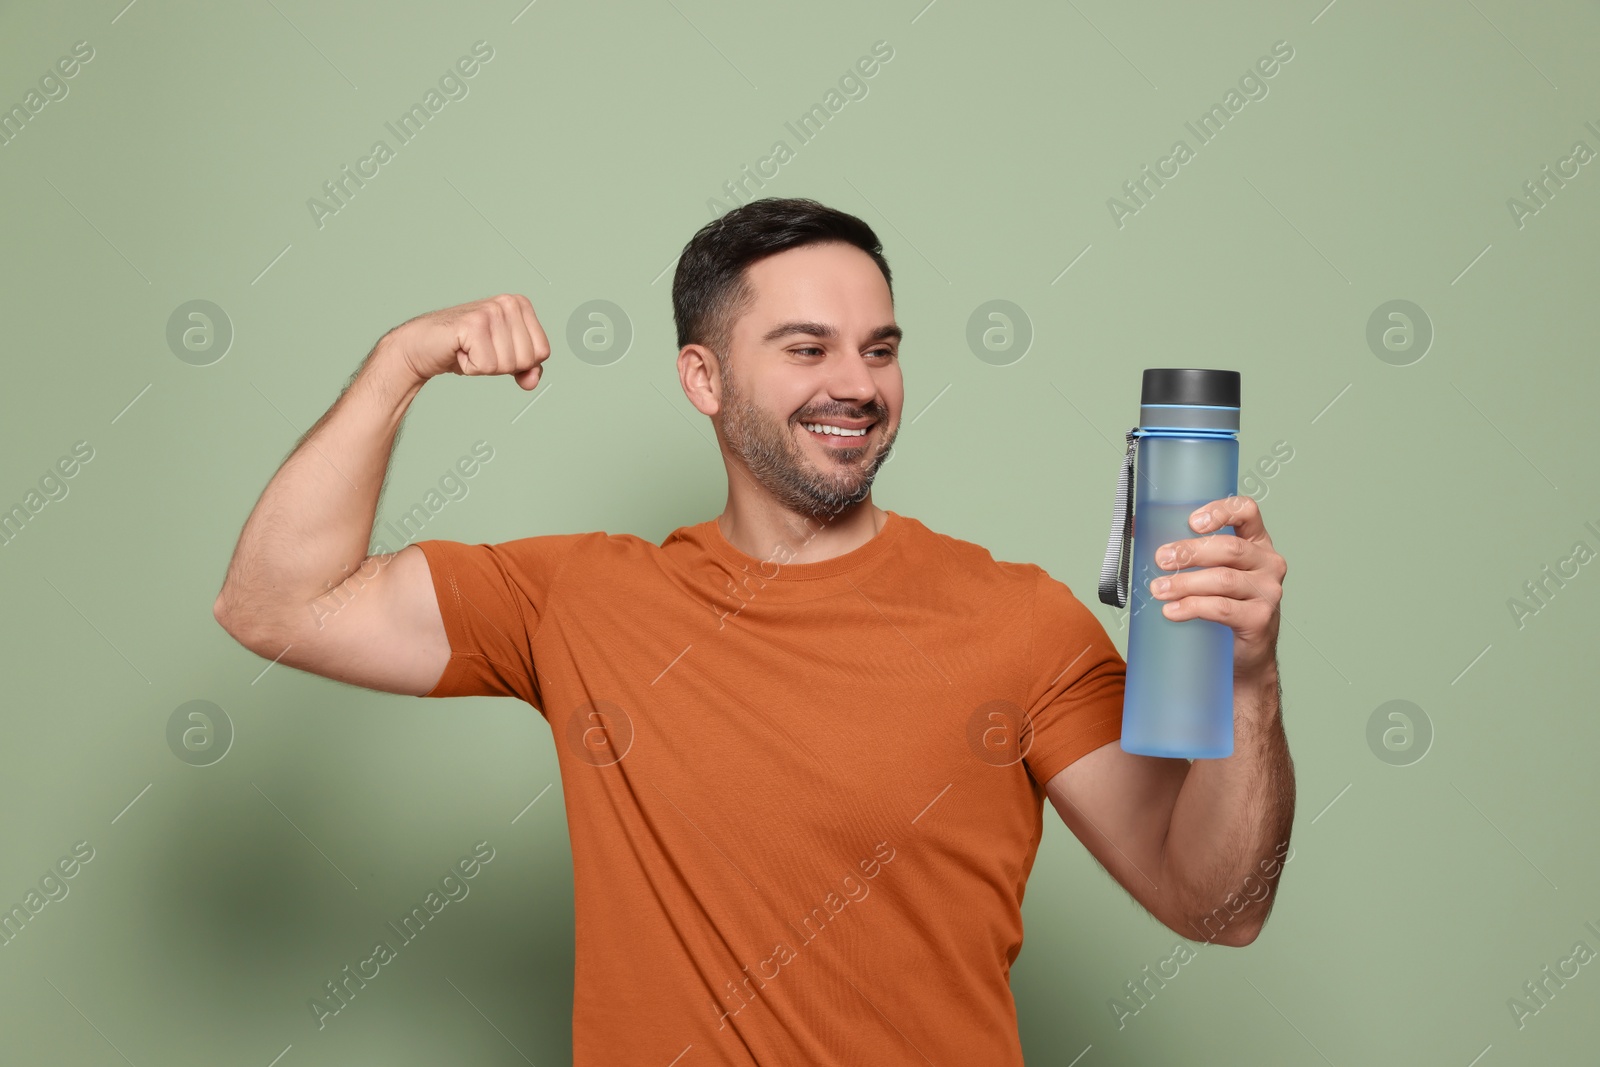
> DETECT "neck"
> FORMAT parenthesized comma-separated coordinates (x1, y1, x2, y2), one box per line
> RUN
(716, 498, 885, 565)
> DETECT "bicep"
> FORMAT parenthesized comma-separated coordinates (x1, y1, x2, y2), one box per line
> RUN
(268, 545, 452, 697)
(1045, 741, 1191, 931)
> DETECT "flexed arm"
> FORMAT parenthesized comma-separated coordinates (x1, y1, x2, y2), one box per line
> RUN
(211, 294, 551, 695)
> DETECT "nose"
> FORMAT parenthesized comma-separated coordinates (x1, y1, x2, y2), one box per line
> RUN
(822, 350, 880, 413)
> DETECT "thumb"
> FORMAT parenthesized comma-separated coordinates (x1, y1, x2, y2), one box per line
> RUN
(513, 365, 542, 391)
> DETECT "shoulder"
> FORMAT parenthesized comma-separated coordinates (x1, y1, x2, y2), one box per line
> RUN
(550, 528, 664, 568)
(487, 527, 660, 552)
(897, 513, 1049, 599)
(441, 528, 653, 578)
(899, 515, 1104, 631)
(543, 526, 704, 581)
(486, 518, 736, 575)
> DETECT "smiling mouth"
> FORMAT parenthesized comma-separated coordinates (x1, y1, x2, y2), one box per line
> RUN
(800, 422, 876, 438)
(799, 421, 875, 445)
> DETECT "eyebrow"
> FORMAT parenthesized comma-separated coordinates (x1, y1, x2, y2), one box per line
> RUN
(760, 321, 903, 345)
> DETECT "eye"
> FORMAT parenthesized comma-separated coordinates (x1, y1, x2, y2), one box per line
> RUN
(792, 346, 896, 359)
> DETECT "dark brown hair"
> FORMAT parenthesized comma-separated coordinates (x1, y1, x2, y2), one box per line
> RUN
(672, 197, 893, 365)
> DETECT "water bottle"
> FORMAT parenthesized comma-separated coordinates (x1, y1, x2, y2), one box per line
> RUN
(1098, 369, 1240, 759)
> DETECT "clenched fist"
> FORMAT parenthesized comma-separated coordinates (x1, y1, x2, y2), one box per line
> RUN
(385, 294, 550, 391)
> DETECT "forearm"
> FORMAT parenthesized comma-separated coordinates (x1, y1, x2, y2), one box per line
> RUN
(213, 335, 424, 642)
(1158, 666, 1295, 945)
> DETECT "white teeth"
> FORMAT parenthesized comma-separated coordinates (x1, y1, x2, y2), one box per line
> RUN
(802, 423, 868, 437)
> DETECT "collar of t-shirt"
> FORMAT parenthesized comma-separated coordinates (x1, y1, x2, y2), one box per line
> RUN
(678, 508, 911, 600)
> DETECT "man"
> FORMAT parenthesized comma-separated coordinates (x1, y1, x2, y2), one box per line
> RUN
(213, 197, 1294, 1065)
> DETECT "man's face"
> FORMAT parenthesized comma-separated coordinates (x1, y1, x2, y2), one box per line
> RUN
(713, 241, 903, 522)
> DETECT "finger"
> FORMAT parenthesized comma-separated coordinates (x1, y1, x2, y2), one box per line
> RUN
(1189, 495, 1272, 547)
(498, 294, 535, 373)
(1158, 494, 1275, 570)
(1160, 592, 1275, 627)
(1155, 533, 1275, 574)
(513, 294, 551, 361)
(509, 295, 546, 390)
(485, 301, 516, 376)
(513, 363, 542, 391)
(456, 312, 491, 374)
(1151, 567, 1279, 604)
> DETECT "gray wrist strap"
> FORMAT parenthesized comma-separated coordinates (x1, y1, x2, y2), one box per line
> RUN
(1098, 428, 1139, 608)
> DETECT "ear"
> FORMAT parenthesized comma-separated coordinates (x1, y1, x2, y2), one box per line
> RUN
(679, 345, 722, 417)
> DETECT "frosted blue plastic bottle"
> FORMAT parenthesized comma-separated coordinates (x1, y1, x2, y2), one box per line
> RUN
(1099, 369, 1240, 759)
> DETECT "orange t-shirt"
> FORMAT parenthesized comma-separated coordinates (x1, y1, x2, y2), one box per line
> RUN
(415, 508, 1125, 1065)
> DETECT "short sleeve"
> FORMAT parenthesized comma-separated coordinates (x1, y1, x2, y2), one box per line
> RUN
(1022, 568, 1126, 787)
(413, 534, 587, 706)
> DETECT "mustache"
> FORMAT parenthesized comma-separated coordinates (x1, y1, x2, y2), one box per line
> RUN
(797, 405, 886, 423)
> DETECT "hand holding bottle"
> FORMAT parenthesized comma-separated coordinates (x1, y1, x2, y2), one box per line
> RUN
(1145, 494, 1286, 686)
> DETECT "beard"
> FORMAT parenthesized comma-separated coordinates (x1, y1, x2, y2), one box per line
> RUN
(717, 362, 897, 523)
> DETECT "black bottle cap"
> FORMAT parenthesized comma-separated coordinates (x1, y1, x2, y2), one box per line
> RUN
(1140, 369, 1240, 408)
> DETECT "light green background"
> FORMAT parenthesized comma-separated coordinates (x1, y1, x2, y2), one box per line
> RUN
(2, 0, 1596, 1064)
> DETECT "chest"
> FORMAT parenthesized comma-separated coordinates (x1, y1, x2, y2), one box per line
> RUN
(538, 576, 1045, 874)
